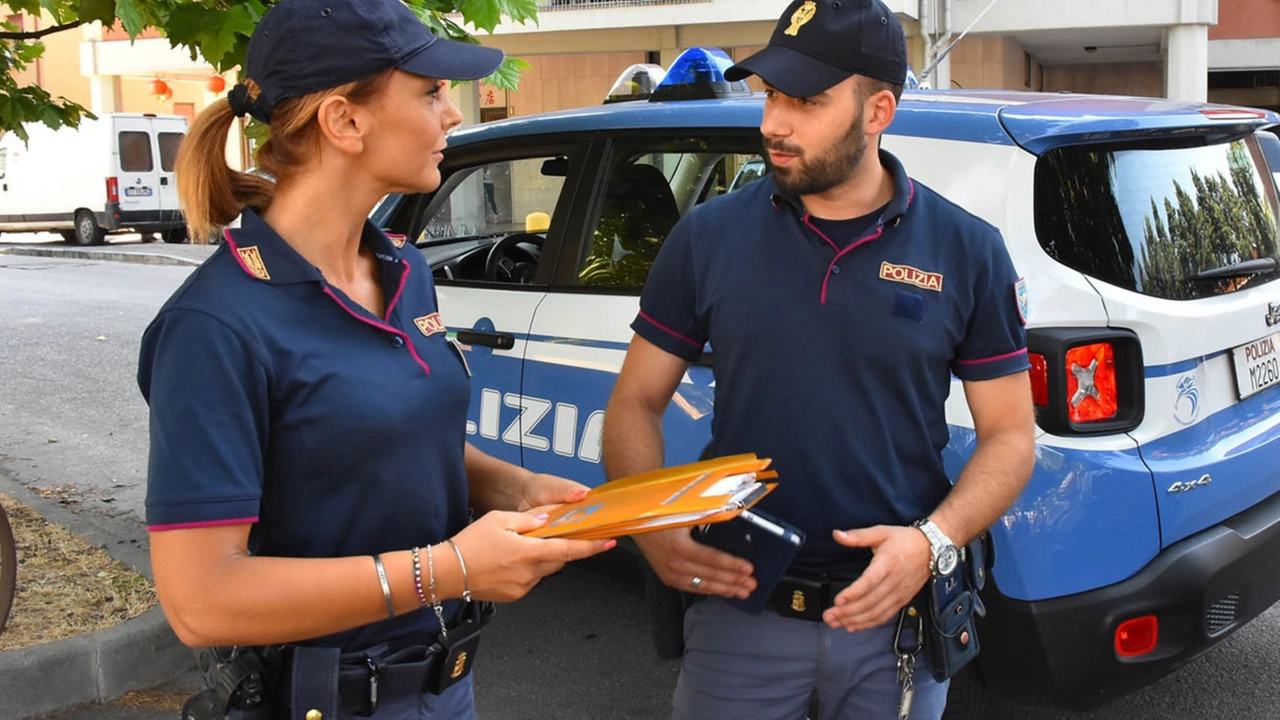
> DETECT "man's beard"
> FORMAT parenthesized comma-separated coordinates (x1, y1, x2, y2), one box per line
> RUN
(765, 110, 868, 197)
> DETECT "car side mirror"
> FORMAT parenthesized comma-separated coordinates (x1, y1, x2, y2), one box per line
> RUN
(541, 157, 569, 177)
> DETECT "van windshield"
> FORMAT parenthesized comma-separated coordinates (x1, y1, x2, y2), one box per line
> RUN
(1035, 135, 1280, 300)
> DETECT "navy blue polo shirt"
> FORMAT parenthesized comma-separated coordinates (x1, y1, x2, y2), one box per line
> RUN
(138, 208, 471, 650)
(633, 151, 1029, 571)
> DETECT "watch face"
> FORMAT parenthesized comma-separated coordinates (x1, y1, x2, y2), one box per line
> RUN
(936, 545, 960, 576)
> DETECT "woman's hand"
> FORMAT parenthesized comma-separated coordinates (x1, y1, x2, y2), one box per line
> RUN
(448, 510, 614, 603)
(515, 473, 590, 512)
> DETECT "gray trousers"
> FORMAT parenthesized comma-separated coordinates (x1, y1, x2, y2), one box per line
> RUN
(673, 599, 949, 720)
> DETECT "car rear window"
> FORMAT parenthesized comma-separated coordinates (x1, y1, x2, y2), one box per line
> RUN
(1035, 135, 1280, 300)
(158, 132, 183, 172)
(118, 131, 154, 172)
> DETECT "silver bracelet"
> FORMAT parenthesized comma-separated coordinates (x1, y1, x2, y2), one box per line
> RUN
(446, 539, 473, 603)
(426, 544, 447, 640)
(372, 554, 395, 620)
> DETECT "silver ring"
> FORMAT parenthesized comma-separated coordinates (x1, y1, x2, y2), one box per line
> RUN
(691, 576, 703, 590)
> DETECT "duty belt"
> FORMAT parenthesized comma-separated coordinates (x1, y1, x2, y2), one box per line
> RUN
(281, 602, 493, 718)
(767, 575, 855, 622)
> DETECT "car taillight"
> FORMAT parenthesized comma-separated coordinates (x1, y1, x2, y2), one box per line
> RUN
(1026, 329, 1144, 436)
(1065, 343, 1118, 422)
(1028, 352, 1049, 406)
(1115, 615, 1159, 657)
(106, 177, 119, 204)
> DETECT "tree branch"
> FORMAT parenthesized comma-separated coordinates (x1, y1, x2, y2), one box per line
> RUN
(0, 21, 82, 41)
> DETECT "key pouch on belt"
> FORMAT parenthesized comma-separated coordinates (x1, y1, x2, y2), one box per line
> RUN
(426, 603, 492, 695)
(919, 539, 987, 682)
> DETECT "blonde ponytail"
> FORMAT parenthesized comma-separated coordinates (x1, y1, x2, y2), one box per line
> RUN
(175, 80, 274, 242)
(176, 73, 394, 242)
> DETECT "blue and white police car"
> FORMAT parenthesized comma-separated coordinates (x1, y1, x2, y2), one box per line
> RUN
(378, 48, 1280, 716)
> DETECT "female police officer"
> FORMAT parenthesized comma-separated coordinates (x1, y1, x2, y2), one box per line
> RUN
(136, 1, 613, 717)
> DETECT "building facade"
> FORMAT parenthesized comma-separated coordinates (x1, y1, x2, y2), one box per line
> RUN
(4, 0, 1277, 160)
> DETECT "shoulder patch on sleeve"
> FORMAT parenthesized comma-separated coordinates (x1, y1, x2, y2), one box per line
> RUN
(1014, 278, 1029, 325)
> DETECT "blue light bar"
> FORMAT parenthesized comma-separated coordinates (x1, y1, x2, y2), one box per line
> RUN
(905, 66, 920, 90)
(649, 47, 753, 102)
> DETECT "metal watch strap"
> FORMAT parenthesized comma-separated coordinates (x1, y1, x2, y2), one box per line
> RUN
(912, 518, 954, 572)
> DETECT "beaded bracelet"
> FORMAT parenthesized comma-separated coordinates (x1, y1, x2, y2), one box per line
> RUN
(426, 543, 447, 639)
(410, 546, 428, 607)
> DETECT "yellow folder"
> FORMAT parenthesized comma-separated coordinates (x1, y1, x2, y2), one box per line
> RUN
(524, 454, 778, 540)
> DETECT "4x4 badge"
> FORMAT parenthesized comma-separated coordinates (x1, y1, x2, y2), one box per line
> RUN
(1267, 302, 1280, 327)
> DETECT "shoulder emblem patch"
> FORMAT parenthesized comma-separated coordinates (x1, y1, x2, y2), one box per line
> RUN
(786, 1, 817, 36)
(414, 313, 446, 337)
(236, 246, 271, 281)
(387, 233, 408, 249)
(879, 262, 943, 292)
(1014, 278, 1029, 325)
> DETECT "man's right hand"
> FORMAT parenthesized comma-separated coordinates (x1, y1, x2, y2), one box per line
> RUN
(634, 527, 757, 599)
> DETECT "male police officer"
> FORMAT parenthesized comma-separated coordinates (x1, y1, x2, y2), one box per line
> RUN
(601, 1, 1036, 718)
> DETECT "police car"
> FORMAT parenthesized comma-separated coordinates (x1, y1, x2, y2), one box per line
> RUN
(378, 48, 1280, 715)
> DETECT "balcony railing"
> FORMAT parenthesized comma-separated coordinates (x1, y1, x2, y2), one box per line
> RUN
(537, 0, 712, 10)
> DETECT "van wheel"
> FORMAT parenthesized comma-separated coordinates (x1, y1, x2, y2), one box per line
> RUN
(162, 227, 188, 244)
(74, 210, 105, 246)
(942, 665, 991, 720)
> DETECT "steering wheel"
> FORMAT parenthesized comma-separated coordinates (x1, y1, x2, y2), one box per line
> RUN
(484, 232, 544, 283)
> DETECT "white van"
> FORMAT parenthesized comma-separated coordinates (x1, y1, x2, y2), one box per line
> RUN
(0, 113, 188, 245)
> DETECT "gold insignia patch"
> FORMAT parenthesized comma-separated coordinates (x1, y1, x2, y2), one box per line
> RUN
(451, 651, 468, 679)
(414, 313, 446, 337)
(879, 261, 944, 292)
(791, 590, 807, 613)
(236, 246, 271, 281)
(785, 0, 817, 36)
(387, 233, 408, 249)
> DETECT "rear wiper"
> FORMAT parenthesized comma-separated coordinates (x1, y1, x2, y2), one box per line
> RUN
(1190, 257, 1278, 281)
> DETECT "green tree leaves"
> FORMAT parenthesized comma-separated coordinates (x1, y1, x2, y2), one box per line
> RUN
(0, 0, 539, 135)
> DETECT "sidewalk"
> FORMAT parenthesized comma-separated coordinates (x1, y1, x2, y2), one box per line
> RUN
(0, 236, 218, 267)
(0, 486, 196, 720)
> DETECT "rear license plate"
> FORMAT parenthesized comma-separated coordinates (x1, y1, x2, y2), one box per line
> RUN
(1231, 331, 1280, 400)
(124, 186, 153, 197)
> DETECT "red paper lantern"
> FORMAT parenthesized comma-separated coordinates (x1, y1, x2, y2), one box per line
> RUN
(148, 78, 170, 97)
(162, 87, 174, 101)
(207, 75, 227, 94)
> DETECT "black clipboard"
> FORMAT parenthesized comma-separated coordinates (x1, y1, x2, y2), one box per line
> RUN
(692, 509, 805, 614)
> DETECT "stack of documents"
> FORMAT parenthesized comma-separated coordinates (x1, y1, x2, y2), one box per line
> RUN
(524, 454, 778, 540)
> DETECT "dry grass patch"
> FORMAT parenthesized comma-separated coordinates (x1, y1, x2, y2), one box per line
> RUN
(0, 491, 156, 651)
(114, 687, 194, 709)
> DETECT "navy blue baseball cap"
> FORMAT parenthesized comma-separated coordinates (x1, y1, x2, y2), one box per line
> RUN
(726, 0, 907, 98)
(238, 0, 504, 121)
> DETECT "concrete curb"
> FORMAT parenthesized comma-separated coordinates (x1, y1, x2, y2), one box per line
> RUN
(0, 606, 196, 719)
(0, 246, 206, 267)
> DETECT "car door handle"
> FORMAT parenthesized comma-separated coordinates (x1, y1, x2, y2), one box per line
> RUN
(457, 330, 515, 351)
(160, 177, 169, 186)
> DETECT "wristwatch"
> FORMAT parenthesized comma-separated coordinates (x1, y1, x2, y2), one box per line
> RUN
(912, 518, 960, 576)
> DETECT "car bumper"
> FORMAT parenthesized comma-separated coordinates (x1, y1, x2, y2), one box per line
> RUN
(101, 205, 185, 232)
(979, 486, 1280, 711)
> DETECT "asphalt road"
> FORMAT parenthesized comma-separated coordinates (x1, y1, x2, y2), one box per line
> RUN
(3, 249, 1279, 720)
